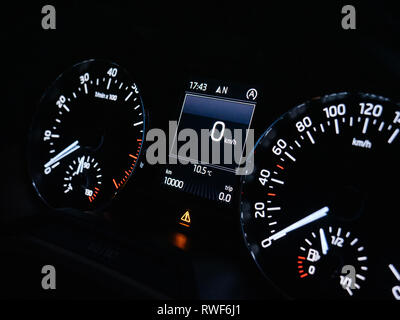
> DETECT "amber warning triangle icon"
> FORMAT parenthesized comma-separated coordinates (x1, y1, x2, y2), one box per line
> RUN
(180, 211, 191, 227)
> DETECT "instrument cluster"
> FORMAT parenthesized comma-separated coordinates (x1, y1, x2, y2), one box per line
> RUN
(2, 2, 399, 300)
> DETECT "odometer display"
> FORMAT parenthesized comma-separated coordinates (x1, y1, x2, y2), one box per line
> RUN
(28, 59, 145, 212)
(241, 92, 399, 299)
(163, 78, 257, 205)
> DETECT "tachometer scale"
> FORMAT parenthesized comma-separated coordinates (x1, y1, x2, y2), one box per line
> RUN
(28, 59, 145, 211)
(241, 92, 399, 299)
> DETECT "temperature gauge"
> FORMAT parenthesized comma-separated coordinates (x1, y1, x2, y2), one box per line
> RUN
(63, 155, 102, 205)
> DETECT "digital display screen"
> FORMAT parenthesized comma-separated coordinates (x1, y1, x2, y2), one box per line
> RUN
(163, 79, 258, 205)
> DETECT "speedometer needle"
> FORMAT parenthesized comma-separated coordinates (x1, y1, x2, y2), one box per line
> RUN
(261, 206, 330, 248)
(44, 140, 80, 168)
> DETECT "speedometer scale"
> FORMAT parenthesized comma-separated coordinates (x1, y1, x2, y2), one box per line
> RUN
(28, 60, 145, 211)
(241, 92, 399, 299)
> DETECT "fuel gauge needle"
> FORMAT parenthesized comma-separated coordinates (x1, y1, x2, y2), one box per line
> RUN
(319, 227, 329, 255)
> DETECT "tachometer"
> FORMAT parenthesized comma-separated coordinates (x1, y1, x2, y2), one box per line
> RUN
(241, 92, 399, 299)
(28, 59, 145, 211)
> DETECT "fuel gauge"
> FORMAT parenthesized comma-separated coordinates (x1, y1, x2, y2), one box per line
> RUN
(297, 226, 367, 297)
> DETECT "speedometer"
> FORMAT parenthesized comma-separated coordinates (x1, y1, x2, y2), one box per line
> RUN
(241, 92, 399, 299)
(28, 59, 146, 212)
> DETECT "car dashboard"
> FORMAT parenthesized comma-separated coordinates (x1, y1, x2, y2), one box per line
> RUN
(1, 2, 399, 304)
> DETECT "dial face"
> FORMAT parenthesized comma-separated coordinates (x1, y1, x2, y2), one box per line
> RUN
(28, 60, 145, 211)
(241, 92, 400, 299)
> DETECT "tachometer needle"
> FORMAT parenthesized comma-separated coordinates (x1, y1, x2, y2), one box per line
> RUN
(44, 140, 80, 168)
(319, 227, 329, 255)
(261, 206, 329, 248)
